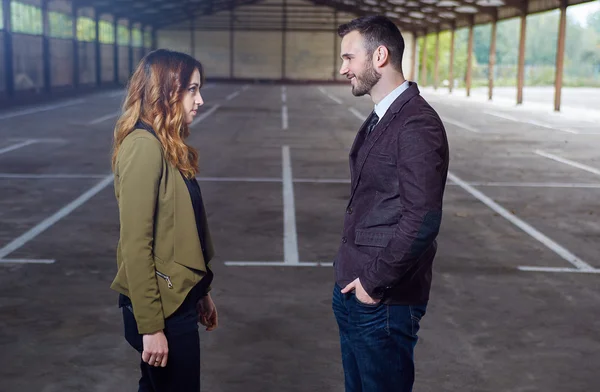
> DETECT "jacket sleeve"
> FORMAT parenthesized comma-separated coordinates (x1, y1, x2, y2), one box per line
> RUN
(359, 114, 447, 299)
(117, 137, 165, 334)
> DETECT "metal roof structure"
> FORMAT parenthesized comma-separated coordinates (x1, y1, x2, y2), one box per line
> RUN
(75, 0, 260, 27)
(320, 0, 596, 31)
(75, 0, 597, 31)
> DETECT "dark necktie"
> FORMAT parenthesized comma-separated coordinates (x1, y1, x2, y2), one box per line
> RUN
(366, 112, 379, 136)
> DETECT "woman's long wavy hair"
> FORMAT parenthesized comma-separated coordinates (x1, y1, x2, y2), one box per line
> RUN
(111, 49, 205, 179)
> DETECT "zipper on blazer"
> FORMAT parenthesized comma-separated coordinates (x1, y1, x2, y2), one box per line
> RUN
(155, 271, 173, 289)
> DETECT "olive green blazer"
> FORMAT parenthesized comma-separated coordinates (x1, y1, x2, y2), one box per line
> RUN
(110, 129, 214, 334)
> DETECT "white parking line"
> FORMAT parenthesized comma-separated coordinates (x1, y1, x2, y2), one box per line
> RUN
(0, 140, 38, 156)
(8, 138, 65, 143)
(225, 147, 305, 268)
(190, 104, 220, 127)
(0, 98, 85, 120)
(0, 174, 114, 261)
(318, 87, 343, 104)
(281, 86, 289, 130)
(225, 91, 240, 101)
(0, 258, 55, 264)
(459, 181, 600, 189)
(191, 85, 246, 127)
(8, 171, 600, 190)
(483, 110, 580, 134)
(294, 178, 350, 184)
(530, 119, 579, 134)
(483, 110, 519, 122)
(448, 171, 595, 272)
(526, 119, 551, 129)
(349, 108, 366, 121)
(87, 110, 120, 125)
(0, 173, 107, 179)
(4, 172, 600, 190)
(197, 176, 281, 183)
(443, 118, 481, 133)
(282, 104, 289, 130)
(224, 261, 332, 267)
(282, 145, 299, 264)
(518, 266, 600, 273)
(535, 150, 600, 177)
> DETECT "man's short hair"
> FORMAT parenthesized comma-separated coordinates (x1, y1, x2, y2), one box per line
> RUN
(338, 15, 405, 73)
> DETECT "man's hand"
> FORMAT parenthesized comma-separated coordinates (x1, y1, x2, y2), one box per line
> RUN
(197, 294, 218, 331)
(341, 277, 380, 305)
(142, 330, 169, 367)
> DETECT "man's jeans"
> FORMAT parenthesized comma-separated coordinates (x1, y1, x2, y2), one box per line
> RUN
(332, 284, 427, 392)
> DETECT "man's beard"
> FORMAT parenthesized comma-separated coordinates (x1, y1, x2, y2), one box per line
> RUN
(351, 59, 381, 97)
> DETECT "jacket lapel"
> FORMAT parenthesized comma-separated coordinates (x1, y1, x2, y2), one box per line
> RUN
(346, 114, 395, 207)
(347, 82, 421, 206)
(349, 111, 375, 185)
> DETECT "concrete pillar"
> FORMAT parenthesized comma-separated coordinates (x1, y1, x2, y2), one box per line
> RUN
(554, 0, 568, 112)
(72, 4, 80, 88)
(449, 25, 455, 94)
(488, 12, 498, 101)
(420, 33, 427, 86)
(517, 8, 527, 105)
(42, 0, 51, 92)
(408, 31, 417, 81)
(434, 28, 440, 90)
(230, 4, 235, 78)
(95, 11, 102, 86)
(466, 17, 474, 97)
(128, 20, 133, 76)
(113, 18, 119, 84)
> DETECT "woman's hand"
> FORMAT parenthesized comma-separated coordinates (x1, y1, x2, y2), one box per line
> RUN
(142, 330, 169, 367)
(197, 294, 218, 331)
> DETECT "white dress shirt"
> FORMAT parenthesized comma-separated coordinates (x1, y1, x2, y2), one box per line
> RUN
(374, 80, 410, 123)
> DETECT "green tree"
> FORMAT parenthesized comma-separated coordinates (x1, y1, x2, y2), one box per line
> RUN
(587, 10, 600, 34)
(495, 18, 520, 65)
(525, 12, 559, 65)
(419, 29, 469, 87)
(565, 11, 600, 83)
(419, 9, 600, 88)
(474, 24, 491, 65)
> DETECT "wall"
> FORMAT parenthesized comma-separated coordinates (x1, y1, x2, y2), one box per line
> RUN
(157, 2, 417, 82)
(157, 0, 363, 81)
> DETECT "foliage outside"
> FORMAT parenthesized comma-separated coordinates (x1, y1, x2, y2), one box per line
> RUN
(418, 9, 600, 88)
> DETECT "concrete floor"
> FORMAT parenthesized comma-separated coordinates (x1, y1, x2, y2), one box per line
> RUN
(0, 82, 599, 391)
(423, 85, 600, 123)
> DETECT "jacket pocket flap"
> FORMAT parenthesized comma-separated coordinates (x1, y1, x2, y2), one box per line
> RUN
(370, 153, 394, 164)
(355, 228, 394, 247)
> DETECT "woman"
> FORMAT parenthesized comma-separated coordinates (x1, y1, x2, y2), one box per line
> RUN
(110, 49, 218, 391)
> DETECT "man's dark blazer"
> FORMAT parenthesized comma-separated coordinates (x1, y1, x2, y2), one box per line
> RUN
(334, 82, 449, 305)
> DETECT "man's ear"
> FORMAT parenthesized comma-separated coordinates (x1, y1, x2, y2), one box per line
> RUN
(374, 46, 389, 66)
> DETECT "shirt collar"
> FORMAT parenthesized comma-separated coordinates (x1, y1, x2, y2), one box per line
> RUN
(374, 80, 410, 121)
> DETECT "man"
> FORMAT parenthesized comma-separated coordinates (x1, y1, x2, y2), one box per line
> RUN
(332, 15, 449, 392)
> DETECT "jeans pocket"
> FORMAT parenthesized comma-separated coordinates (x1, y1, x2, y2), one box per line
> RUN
(353, 293, 382, 308)
(409, 304, 427, 337)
